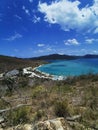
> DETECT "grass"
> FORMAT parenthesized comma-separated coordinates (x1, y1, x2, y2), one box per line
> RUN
(6, 106, 31, 126)
(0, 73, 98, 129)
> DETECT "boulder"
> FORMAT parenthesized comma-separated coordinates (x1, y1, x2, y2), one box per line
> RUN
(0, 117, 4, 124)
(33, 117, 72, 130)
(5, 69, 19, 77)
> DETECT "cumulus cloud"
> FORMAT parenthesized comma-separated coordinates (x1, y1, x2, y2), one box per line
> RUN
(4, 33, 22, 41)
(38, 0, 98, 33)
(37, 44, 45, 47)
(64, 39, 79, 45)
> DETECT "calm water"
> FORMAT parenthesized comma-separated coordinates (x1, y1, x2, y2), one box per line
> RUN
(36, 58, 98, 77)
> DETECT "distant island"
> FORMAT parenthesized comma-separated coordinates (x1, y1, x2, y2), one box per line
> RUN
(30, 54, 98, 60)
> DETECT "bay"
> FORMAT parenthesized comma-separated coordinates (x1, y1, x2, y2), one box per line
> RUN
(36, 58, 98, 77)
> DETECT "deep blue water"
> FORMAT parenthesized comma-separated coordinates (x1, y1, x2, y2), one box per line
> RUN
(36, 58, 98, 77)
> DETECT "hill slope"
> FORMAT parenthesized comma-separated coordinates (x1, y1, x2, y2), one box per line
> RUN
(0, 55, 43, 73)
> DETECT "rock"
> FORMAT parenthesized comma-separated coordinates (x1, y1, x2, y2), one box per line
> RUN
(5, 69, 19, 77)
(33, 117, 72, 130)
(66, 115, 81, 121)
(0, 73, 4, 78)
(15, 124, 32, 130)
(0, 128, 3, 130)
(0, 117, 4, 124)
(4, 124, 32, 130)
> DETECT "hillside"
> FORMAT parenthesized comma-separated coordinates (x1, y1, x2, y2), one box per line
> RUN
(0, 74, 98, 129)
(0, 54, 98, 129)
(0, 55, 44, 73)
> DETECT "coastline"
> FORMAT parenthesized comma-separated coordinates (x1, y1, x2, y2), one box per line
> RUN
(33, 64, 67, 80)
(33, 64, 54, 80)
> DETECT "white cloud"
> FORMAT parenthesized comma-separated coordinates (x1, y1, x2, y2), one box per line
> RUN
(93, 50, 98, 54)
(85, 38, 98, 44)
(32, 15, 41, 23)
(37, 44, 45, 47)
(4, 33, 22, 41)
(64, 39, 79, 45)
(38, 0, 98, 33)
(85, 38, 94, 44)
(22, 6, 30, 16)
(94, 28, 98, 34)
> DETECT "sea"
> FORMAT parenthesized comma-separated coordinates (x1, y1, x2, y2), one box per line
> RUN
(36, 58, 98, 79)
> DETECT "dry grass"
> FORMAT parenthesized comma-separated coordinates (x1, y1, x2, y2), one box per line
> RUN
(0, 74, 98, 128)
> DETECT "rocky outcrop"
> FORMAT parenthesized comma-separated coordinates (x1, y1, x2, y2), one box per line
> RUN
(0, 117, 94, 130)
(15, 124, 32, 130)
(1, 124, 32, 130)
(1, 118, 70, 130)
(33, 117, 72, 130)
(5, 69, 19, 77)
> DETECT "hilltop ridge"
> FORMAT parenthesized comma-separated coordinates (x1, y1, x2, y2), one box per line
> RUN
(30, 53, 98, 60)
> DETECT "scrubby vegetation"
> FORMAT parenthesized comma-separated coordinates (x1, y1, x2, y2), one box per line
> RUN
(0, 73, 98, 129)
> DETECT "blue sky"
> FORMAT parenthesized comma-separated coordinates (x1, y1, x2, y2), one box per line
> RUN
(0, 0, 98, 58)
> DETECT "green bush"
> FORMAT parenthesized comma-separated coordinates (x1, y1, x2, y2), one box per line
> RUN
(54, 100, 70, 117)
(7, 106, 30, 125)
(32, 110, 45, 122)
(32, 86, 45, 98)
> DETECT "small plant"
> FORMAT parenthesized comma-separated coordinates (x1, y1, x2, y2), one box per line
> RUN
(54, 100, 70, 117)
(7, 106, 30, 126)
(32, 110, 45, 123)
(32, 86, 45, 98)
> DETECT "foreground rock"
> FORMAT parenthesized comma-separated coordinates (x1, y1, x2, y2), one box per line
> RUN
(2, 124, 32, 130)
(33, 117, 72, 130)
(0, 118, 71, 130)
(0, 117, 94, 130)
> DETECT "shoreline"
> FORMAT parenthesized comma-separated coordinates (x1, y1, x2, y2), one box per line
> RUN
(33, 64, 67, 80)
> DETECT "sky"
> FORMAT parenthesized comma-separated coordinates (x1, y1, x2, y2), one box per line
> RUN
(0, 0, 98, 58)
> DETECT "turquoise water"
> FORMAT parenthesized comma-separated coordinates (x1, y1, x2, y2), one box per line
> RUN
(37, 58, 98, 77)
